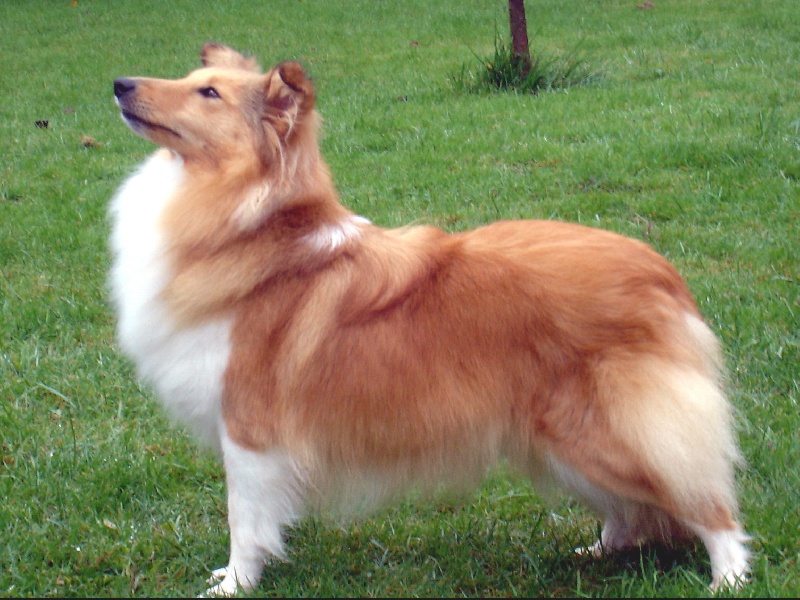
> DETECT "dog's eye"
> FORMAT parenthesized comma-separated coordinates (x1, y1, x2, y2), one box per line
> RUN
(198, 86, 221, 99)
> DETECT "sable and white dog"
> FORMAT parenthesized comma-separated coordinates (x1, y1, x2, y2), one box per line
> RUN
(110, 44, 750, 596)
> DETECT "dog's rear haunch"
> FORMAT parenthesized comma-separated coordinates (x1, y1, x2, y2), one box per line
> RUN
(110, 44, 750, 596)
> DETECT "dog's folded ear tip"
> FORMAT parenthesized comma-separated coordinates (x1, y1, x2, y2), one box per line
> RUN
(277, 62, 308, 90)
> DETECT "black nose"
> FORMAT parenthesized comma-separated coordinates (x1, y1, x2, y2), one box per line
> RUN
(114, 78, 136, 99)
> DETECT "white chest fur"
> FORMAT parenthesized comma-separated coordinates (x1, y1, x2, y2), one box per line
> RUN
(109, 151, 231, 451)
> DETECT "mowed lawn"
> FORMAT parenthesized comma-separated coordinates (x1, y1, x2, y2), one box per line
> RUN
(0, 0, 797, 597)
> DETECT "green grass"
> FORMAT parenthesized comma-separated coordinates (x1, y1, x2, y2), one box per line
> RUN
(1, 0, 797, 596)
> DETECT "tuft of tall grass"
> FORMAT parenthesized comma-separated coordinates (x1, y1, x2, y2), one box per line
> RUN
(455, 31, 602, 95)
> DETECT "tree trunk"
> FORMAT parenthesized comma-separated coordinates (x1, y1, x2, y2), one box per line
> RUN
(508, 0, 532, 80)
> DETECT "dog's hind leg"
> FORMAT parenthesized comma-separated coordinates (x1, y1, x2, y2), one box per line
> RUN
(550, 452, 750, 590)
(547, 458, 685, 556)
(575, 509, 646, 557)
(575, 512, 639, 558)
(204, 430, 305, 597)
(538, 344, 750, 588)
(576, 500, 693, 557)
(686, 522, 751, 590)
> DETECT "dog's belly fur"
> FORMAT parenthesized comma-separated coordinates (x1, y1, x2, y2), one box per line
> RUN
(110, 151, 231, 450)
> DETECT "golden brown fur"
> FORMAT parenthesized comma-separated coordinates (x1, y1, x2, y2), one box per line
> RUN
(111, 44, 749, 595)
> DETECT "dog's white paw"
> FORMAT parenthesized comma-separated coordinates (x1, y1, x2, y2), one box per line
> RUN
(200, 567, 241, 598)
(574, 540, 604, 558)
(206, 566, 229, 585)
(709, 571, 750, 592)
(696, 525, 751, 592)
(708, 551, 751, 592)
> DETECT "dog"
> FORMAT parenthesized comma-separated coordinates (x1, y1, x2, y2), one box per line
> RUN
(110, 43, 750, 596)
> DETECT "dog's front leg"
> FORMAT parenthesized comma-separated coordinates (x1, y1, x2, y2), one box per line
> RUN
(204, 430, 304, 597)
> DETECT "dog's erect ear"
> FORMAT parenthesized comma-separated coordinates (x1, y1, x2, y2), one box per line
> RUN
(277, 62, 315, 105)
(263, 62, 316, 139)
(201, 43, 261, 72)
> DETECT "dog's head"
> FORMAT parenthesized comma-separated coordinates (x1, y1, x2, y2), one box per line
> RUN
(113, 44, 316, 169)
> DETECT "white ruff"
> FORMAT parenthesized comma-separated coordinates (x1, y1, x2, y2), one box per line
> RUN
(109, 151, 232, 451)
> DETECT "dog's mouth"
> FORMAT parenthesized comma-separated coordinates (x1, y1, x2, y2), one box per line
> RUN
(120, 109, 182, 139)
